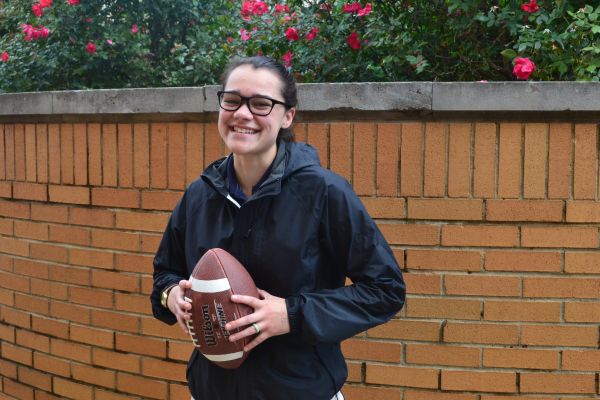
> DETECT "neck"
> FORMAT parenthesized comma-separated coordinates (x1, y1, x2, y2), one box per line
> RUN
(233, 146, 277, 197)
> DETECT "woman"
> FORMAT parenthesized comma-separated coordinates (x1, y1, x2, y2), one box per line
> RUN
(151, 56, 405, 400)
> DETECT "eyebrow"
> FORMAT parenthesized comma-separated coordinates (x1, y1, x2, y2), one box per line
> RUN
(222, 90, 276, 100)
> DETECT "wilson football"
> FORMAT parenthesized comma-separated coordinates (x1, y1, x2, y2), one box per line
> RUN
(184, 248, 259, 369)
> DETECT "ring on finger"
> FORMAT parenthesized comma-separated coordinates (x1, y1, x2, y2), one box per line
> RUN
(252, 323, 260, 334)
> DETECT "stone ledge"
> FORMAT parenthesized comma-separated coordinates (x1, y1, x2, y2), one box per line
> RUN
(1, 82, 598, 122)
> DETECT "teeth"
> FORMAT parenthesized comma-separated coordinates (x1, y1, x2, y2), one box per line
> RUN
(233, 127, 256, 134)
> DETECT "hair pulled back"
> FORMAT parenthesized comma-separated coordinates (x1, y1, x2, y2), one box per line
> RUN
(220, 56, 297, 142)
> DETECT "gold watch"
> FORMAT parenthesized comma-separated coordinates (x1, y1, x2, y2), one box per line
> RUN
(160, 284, 178, 308)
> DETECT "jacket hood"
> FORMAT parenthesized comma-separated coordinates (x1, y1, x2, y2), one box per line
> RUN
(201, 141, 321, 198)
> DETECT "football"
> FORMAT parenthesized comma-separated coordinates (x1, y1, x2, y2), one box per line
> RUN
(184, 248, 259, 369)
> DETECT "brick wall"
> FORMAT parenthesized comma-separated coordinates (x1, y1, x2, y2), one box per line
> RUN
(1, 103, 599, 399)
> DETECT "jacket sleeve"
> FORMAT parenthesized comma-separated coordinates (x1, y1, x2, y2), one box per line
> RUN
(150, 192, 189, 325)
(285, 178, 406, 344)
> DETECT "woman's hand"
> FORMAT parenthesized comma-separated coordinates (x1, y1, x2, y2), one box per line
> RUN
(225, 289, 290, 352)
(167, 280, 193, 334)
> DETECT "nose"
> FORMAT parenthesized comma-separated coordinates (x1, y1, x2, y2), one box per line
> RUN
(232, 100, 253, 119)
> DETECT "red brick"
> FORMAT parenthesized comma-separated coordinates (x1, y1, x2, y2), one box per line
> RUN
(484, 300, 560, 322)
(498, 123, 522, 198)
(101, 123, 118, 186)
(565, 252, 600, 274)
(115, 253, 153, 273)
(0, 181, 11, 198)
(0, 270, 30, 293)
(51, 337, 92, 363)
(406, 343, 479, 367)
(60, 124, 74, 184)
(0, 199, 30, 219)
(404, 273, 441, 295)
(31, 203, 68, 223)
(573, 124, 597, 199)
(562, 350, 600, 371)
(12, 182, 47, 201)
(407, 249, 481, 271)
(87, 123, 102, 185)
(366, 364, 438, 388)
(48, 123, 60, 183)
(116, 372, 167, 399)
(2, 342, 33, 365)
(48, 184, 90, 205)
(92, 309, 140, 333)
(117, 123, 133, 187)
(400, 122, 423, 196)
(30, 243, 68, 263)
(353, 123, 376, 196)
(54, 376, 93, 400)
(3, 378, 34, 399)
(408, 198, 482, 221)
(92, 187, 140, 209)
(442, 225, 518, 247)
(167, 340, 191, 361)
(564, 302, 600, 323)
(72, 363, 116, 388)
(485, 250, 561, 272)
(167, 123, 186, 190)
(93, 348, 140, 373)
(73, 123, 87, 186)
(150, 123, 168, 189)
(522, 324, 598, 347)
(0, 124, 5, 180)
(31, 315, 69, 339)
(441, 370, 516, 392)
(368, 320, 441, 341)
(14, 220, 48, 241)
(521, 226, 597, 248)
(25, 124, 37, 182)
(487, 199, 563, 222)
(378, 223, 439, 245)
(406, 390, 476, 400)
(141, 190, 182, 211)
(18, 364, 52, 390)
(407, 298, 481, 320)
(115, 333, 166, 357)
(524, 277, 600, 299)
(14, 124, 26, 181)
(142, 357, 187, 382)
(341, 338, 402, 363)
(330, 123, 352, 182)
(91, 229, 139, 251)
(30, 277, 68, 300)
(133, 123, 150, 188)
(523, 123, 548, 198)
(447, 123, 472, 198)
(0, 236, 29, 257)
(520, 373, 596, 394)
(443, 322, 519, 345)
(70, 286, 113, 309)
(360, 197, 405, 219)
(13, 258, 49, 279)
(0, 217, 12, 236)
(115, 210, 169, 232)
(95, 389, 142, 400)
(115, 292, 151, 315)
(567, 200, 600, 223)
(35, 124, 48, 183)
(69, 206, 115, 228)
(50, 300, 91, 324)
(445, 274, 520, 297)
(70, 324, 114, 349)
(1, 305, 32, 329)
(49, 224, 91, 246)
(482, 347, 558, 369)
(186, 122, 204, 186)
(33, 352, 70, 377)
(69, 248, 114, 269)
(548, 123, 572, 199)
(424, 122, 447, 197)
(92, 269, 139, 292)
(376, 123, 399, 196)
(473, 123, 496, 198)
(16, 329, 50, 352)
(4, 125, 15, 180)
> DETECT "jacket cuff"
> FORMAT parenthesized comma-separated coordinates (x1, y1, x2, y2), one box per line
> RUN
(285, 295, 303, 334)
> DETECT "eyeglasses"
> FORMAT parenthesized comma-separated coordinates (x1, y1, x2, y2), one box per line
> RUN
(217, 91, 290, 116)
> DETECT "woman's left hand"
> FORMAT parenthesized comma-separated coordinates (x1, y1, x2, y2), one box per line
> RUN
(225, 288, 290, 352)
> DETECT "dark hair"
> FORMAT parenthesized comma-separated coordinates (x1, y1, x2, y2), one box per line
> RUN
(220, 56, 297, 142)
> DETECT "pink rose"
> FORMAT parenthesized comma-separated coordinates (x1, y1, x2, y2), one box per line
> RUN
(40, 0, 52, 7)
(346, 32, 361, 50)
(241, 1, 253, 19)
(252, 1, 268, 15)
(285, 27, 299, 41)
(513, 57, 536, 80)
(357, 3, 372, 16)
(275, 4, 284, 13)
(32, 4, 44, 17)
(282, 51, 293, 68)
(131, 24, 138, 34)
(306, 27, 319, 41)
(227, 37, 233, 43)
(1, 51, 8, 62)
(68, 0, 80, 5)
(86, 42, 96, 54)
(521, 0, 539, 13)
(39, 26, 50, 38)
(106, 39, 114, 45)
(240, 28, 252, 41)
(343, 2, 361, 13)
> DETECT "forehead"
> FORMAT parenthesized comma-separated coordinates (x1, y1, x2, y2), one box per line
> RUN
(224, 65, 284, 98)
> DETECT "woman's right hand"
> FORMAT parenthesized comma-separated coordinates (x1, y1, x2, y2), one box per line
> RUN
(167, 280, 193, 334)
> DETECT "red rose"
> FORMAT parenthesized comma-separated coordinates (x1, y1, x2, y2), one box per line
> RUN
(343, 2, 361, 13)
(252, 1, 268, 15)
(32, 4, 44, 17)
(1, 51, 8, 62)
(40, 0, 52, 8)
(346, 32, 361, 50)
(306, 27, 319, 41)
(86, 42, 96, 54)
(68, 0, 80, 5)
(282, 51, 293, 68)
(521, 0, 539, 13)
(39, 26, 50, 38)
(285, 27, 299, 41)
(513, 57, 535, 80)
(357, 3, 372, 16)
(131, 24, 138, 34)
(241, 1, 253, 19)
(275, 4, 283, 13)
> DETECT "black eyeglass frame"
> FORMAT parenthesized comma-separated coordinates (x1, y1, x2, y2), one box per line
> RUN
(217, 90, 291, 116)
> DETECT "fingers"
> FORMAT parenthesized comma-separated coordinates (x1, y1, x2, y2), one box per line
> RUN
(168, 283, 192, 334)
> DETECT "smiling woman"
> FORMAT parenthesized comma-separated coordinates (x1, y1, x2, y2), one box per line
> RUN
(150, 56, 406, 400)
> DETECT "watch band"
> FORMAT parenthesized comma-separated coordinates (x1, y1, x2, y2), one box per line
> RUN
(161, 284, 178, 308)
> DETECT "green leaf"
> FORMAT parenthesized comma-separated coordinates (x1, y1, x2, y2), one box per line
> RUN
(501, 49, 517, 59)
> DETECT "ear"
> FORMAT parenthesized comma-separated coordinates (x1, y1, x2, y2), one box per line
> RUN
(281, 107, 296, 129)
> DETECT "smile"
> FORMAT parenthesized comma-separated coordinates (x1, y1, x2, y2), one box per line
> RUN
(233, 126, 258, 135)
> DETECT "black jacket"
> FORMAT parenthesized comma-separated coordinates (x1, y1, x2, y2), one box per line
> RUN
(151, 140, 405, 400)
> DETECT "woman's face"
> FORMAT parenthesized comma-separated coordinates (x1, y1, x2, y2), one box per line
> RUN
(218, 65, 295, 163)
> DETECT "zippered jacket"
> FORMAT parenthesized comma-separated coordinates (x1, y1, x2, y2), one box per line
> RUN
(151, 140, 406, 400)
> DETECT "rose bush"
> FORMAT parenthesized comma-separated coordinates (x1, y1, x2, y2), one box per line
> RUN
(1, 0, 599, 92)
